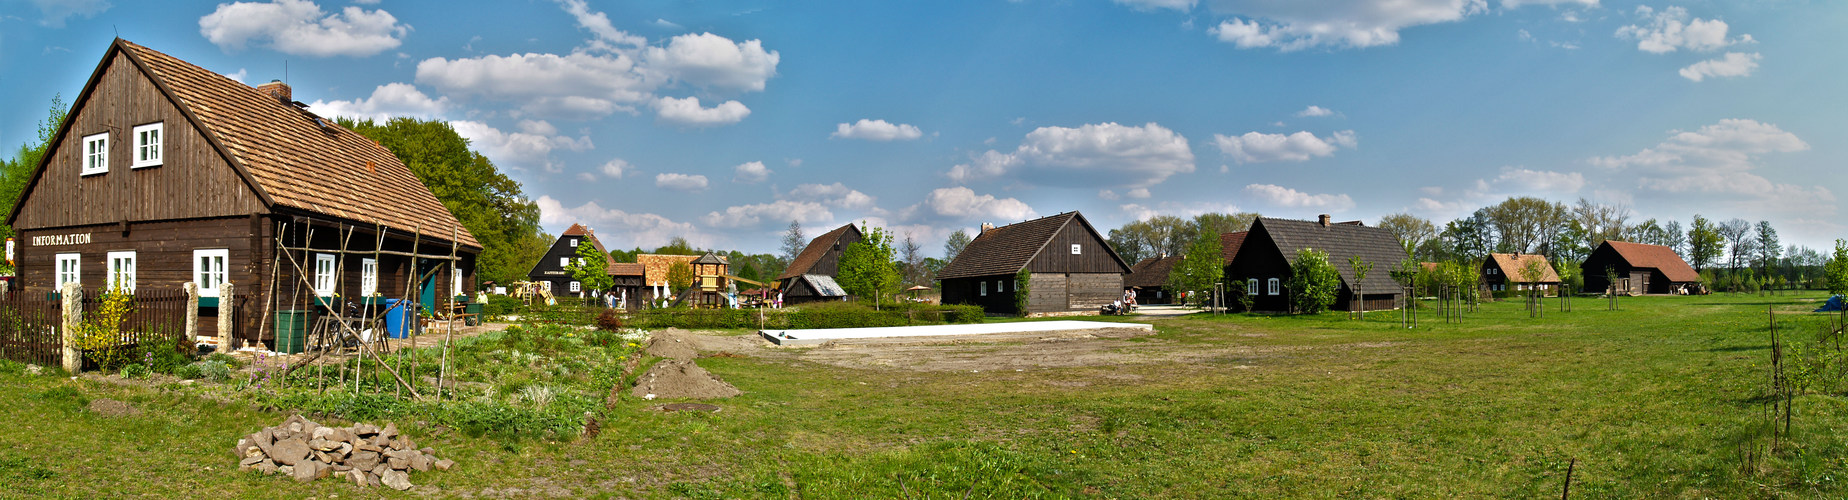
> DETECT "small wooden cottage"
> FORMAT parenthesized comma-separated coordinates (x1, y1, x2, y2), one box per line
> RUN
(526, 223, 617, 297)
(776, 223, 860, 304)
(1481, 253, 1561, 293)
(936, 212, 1131, 316)
(1225, 215, 1408, 312)
(1125, 255, 1180, 305)
(1581, 240, 1701, 295)
(8, 39, 479, 347)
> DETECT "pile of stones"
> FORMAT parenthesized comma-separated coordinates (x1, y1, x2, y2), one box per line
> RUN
(235, 415, 453, 490)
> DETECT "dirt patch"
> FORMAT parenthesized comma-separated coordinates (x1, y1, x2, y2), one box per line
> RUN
(643, 329, 699, 361)
(87, 398, 140, 417)
(631, 360, 742, 399)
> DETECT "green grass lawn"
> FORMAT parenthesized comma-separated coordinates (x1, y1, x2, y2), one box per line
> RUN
(3, 293, 1845, 498)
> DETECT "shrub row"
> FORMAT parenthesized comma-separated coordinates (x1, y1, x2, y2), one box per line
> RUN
(627, 302, 985, 330)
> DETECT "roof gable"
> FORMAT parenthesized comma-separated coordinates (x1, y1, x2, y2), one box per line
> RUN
(937, 212, 1130, 279)
(1251, 217, 1410, 292)
(1487, 253, 1561, 283)
(778, 223, 860, 280)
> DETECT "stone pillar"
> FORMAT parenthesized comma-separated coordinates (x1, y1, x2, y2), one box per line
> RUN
(183, 282, 200, 342)
(218, 282, 236, 351)
(60, 283, 82, 374)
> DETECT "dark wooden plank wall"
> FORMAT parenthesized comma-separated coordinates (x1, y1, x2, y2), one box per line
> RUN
(1027, 222, 1127, 274)
(809, 230, 859, 277)
(17, 217, 257, 294)
(940, 275, 1017, 314)
(15, 52, 263, 231)
(1227, 223, 1292, 312)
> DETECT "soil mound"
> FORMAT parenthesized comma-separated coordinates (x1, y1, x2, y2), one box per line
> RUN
(644, 329, 698, 361)
(631, 360, 741, 399)
(87, 398, 140, 417)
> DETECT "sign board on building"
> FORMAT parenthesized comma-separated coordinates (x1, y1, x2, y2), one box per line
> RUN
(31, 233, 92, 246)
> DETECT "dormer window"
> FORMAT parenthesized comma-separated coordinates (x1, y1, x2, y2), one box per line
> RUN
(132, 123, 162, 168)
(569, 238, 578, 247)
(82, 133, 108, 175)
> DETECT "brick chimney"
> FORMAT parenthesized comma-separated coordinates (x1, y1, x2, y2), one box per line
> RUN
(980, 222, 995, 234)
(1318, 214, 1331, 227)
(256, 79, 291, 103)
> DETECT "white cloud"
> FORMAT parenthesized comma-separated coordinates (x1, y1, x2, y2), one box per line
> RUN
(198, 0, 409, 57)
(950, 122, 1195, 190)
(1213, 130, 1356, 163)
(1615, 6, 1747, 54)
(655, 173, 710, 192)
(600, 158, 630, 179)
(449, 120, 592, 173)
(1118, 201, 1246, 222)
(652, 96, 751, 127)
(1099, 190, 1121, 200)
(1501, 0, 1596, 7)
(732, 161, 771, 183)
(907, 187, 1037, 222)
(1113, 0, 1196, 12)
(1296, 105, 1335, 117)
(1491, 166, 1585, 193)
(557, 0, 645, 52)
(1127, 188, 1152, 199)
(223, 68, 248, 84)
(536, 195, 712, 250)
(31, 0, 110, 28)
(1591, 119, 1828, 209)
(1243, 184, 1356, 211)
(831, 119, 924, 141)
(640, 32, 781, 92)
(1203, 0, 1489, 51)
(784, 183, 877, 210)
(1679, 52, 1761, 82)
(307, 83, 447, 121)
(703, 200, 832, 228)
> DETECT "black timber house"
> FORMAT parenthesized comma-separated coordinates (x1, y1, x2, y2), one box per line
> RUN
(8, 39, 480, 347)
(526, 223, 621, 298)
(936, 212, 1131, 316)
(1225, 216, 1408, 312)
(775, 223, 860, 305)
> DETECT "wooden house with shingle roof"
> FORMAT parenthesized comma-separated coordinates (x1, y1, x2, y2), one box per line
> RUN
(937, 212, 1131, 316)
(776, 223, 861, 304)
(526, 224, 642, 306)
(1581, 240, 1701, 295)
(1125, 255, 1181, 305)
(1226, 215, 1410, 312)
(7, 39, 479, 347)
(1481, 253, 1561, 293)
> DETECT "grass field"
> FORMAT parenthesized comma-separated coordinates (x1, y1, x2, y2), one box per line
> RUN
(3, 293, 1845, 498)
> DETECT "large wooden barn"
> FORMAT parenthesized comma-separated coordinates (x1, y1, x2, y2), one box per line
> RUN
(776, 223, 860, 305)
(1581, 240, 1701, 295)
(525, 223, 642, 307)
(1225, 215, 1408, 312)
(7, 39, 479, 347)
(937, 212, 1131, 316)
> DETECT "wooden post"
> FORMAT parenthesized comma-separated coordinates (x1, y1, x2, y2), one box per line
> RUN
(438, 226, 458, 399)
(60, 283, 82, 374)
(218, 283, 235, 351)
(183, 282, 200, 342)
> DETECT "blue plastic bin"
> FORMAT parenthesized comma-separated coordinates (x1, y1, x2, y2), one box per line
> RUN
(383, 299, 419, 339)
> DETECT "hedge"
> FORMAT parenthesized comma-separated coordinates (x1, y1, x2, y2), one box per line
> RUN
(626, 302, 985, 330)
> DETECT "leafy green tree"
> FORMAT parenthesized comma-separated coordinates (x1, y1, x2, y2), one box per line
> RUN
(0, 95, 69, 274)
(566, 238, 611, 295)
(944, 229, 972, 262)
(1687, 215, 1723, 272)
(1755, 220, 1781, 276)
(1378, 213, 1436, 258)
(666, 261, 695, 294)
(1288, 248, 1340, 314)
(1167, 233, 1224, 307)
(780, 220, 806, 266)
(340, 117, 544, 286)
(1348, 255, 1373, 318)
(652, 237, 699, 256)
(839, 225, 901, 309)
(1827, 239, 1848, 296)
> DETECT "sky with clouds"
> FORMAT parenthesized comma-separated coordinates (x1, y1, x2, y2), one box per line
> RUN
(1, 0, 1843, 256)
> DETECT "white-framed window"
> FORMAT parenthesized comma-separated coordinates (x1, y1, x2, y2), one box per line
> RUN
(82, 133, 108, 175)
(1071, 244, 1082, 255)
(55, 253, 80, 288)
(569, 281, 581, 292)
(452, 265, 463, 296)
(560, 257, 570, 268)
(997, 280, 1005, 292)
(314, 253, 336, 297)
(1247, 279, 1258, 295)
(106, 251, 136, 293)
(193, 249, 228, 297)
(569, 238, 578, 247)
(1267, 278, 1280, 296)
(359, 258, 378, 296)
(541, 281, 553, 293)
(980, 281, 988, 296)
(132, 122, 162, 168)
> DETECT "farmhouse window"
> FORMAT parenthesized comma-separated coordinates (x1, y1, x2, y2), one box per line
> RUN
(570, 281, 581, 293)
(55, 253, 80, 288)
(981, 281, 988, 296)
(132, 123, 162, 168)
(106, 251, 136, 293)
(360, 258, 378, 296)
(541, 281, 552, 293)
(560, 257, 570, 268)
(569, 238, 578, 247)
(1247, 279, 1257, 295)
(82, 133, 108, 175)
(1267, 278, 1280, 296)
(1071, 244, 1081, 255)
(314, 253, 336, 297)
(997, 280, 1005, 292)
(193, 249, 228, 297)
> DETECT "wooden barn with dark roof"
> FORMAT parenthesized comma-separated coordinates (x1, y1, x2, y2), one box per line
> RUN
(775, 223, 861, 304)
(1225, 215, 1409, 312)
(1125, 255, 1181, 305)
(8, 39, 479, 347)
(525, 224, 642, 307)
(1581, 240, 1702, 295)
(936, 212, 1131, 316)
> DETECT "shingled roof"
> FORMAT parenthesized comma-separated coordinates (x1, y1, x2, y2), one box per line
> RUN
(937, 212, 1129, 280)
(1487, 253, 1561, 283)
(1600, 240, 1700, 282)
(778, 223, 859, 281)
(1126, 255, 1181, 288)
(1253, 217, 1409, 293)
(1220, 231, 1248, 262)
(15, 39, 478, 248)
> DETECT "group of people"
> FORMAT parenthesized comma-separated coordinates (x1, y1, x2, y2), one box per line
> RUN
(1105, 289, 1138, 315)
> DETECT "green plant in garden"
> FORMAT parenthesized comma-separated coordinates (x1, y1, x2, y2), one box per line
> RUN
(1347, 255, 1373, 318)
(838, 225, 901, 309)
(667, 261, 695, 294)
(71, 287, 136, 370)
(567, 238, 612, 295)
(1289, 248, 1339, 314)
(1014, 269, 1031, 315)
(1827, 239, 1848, 296)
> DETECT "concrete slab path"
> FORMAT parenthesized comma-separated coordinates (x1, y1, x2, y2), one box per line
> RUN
(761, 320, 1154, 346)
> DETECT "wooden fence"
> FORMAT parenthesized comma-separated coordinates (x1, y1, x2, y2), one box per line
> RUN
(0, 288, 192, 366)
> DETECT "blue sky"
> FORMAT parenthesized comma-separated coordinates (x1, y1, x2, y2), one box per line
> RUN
(2, 0, 1843, 256)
